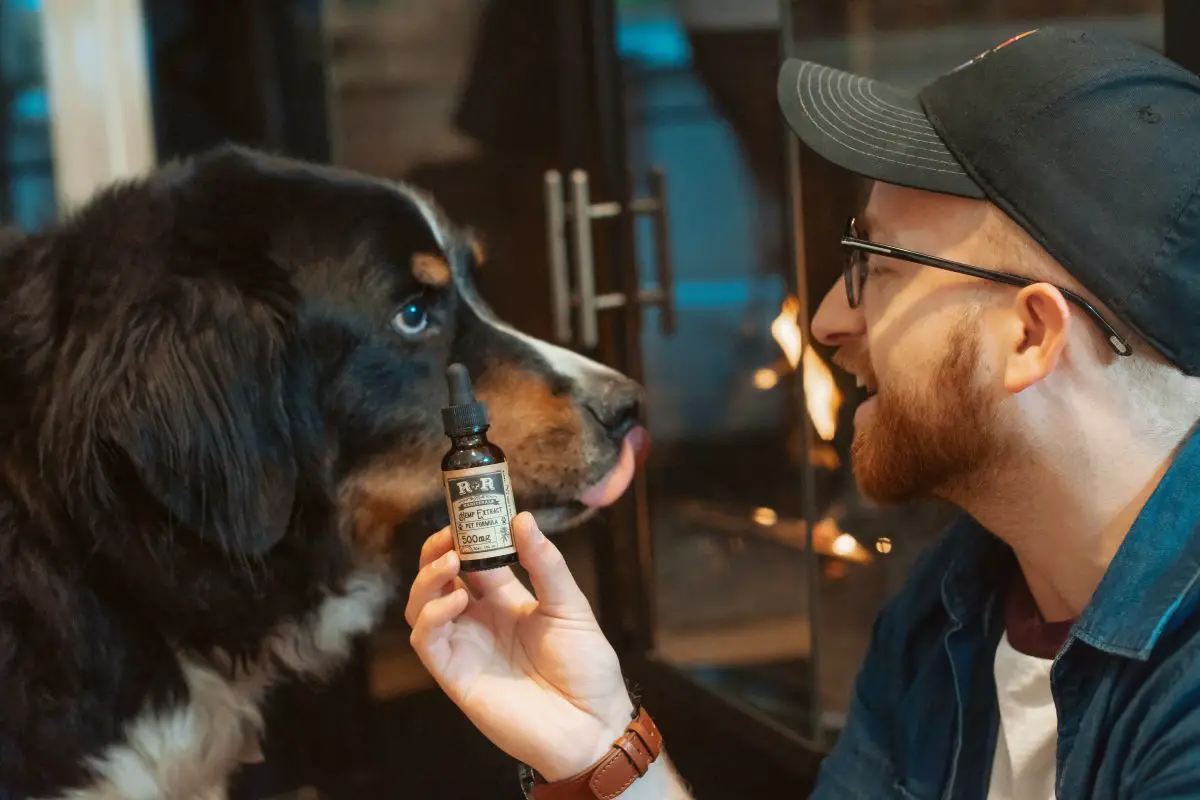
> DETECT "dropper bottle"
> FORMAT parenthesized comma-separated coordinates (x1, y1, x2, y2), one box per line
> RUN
(441, 363, 519, 572)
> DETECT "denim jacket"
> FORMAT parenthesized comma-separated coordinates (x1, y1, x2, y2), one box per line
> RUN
(812, 428, 1200, 799)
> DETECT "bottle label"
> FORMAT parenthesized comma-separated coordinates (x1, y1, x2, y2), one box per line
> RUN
(443, 462, 518, 561)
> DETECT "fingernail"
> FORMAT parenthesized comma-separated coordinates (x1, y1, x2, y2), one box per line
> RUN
(528, 516, 545, 544)
(443, 551, 458, 568)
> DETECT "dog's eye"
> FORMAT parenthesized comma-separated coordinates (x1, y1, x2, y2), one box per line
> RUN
(391, 296, 430, 336)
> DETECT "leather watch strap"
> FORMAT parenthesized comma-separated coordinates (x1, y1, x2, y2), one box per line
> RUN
(530, 707, 663, 800)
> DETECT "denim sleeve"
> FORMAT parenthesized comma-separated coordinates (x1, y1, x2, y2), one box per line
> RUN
(810, 613, 899, 799)
(807, 520, 976, 799)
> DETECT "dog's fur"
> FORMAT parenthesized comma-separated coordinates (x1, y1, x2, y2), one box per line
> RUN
(0, 145, 642, 799)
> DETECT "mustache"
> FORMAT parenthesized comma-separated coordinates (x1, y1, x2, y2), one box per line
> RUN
(832, 348, 873, 378)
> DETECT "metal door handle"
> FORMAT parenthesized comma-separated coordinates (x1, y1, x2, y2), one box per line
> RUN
(571, 170, 602, 347)
(570, 170, 627, 347)
(630, 167, 676, 336)
(542, 168, 676, 348)
(544, 171, 571, 342)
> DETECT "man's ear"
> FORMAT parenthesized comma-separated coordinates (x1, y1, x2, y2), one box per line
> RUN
(1004, 283, 1071, 394)
(102, 298, 300, 557)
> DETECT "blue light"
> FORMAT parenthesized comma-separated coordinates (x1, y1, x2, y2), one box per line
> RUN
(616, 15, 692, 67)
(661, 277, 784, 310)
(12, 89, 48, 121)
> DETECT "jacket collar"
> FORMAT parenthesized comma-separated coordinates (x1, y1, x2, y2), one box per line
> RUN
(1073, 425, 1200, 660)
(940, 516, 1013, 627)
(940, 425, 1200, 660)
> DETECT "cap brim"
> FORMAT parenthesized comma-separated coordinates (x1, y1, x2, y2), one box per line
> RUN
(777, 59, 985, 200)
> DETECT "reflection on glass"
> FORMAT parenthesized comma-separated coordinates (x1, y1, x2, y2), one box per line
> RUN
(323, 0, 487, 178)
(0, 0, 56, 231)
(785, 0, 1164, 744)
(618, 0, 819, 737)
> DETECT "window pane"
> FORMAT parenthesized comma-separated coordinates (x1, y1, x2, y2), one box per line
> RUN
(0, 0, 56, 231)
(618, 0, 820, 737)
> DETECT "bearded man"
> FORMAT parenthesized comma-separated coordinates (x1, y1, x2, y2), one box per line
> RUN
(405, 26, 1200, 800)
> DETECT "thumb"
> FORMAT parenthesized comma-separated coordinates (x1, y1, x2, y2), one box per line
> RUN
(513, 512, 593, 617)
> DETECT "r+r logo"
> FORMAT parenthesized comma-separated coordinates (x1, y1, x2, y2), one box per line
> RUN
(455, 476, 498, 496)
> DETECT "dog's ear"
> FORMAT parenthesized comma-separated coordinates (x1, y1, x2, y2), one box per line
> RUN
(104, 297, 300, 557)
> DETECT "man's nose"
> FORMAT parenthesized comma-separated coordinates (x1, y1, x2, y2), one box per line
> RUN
(811, 280, 865, 347)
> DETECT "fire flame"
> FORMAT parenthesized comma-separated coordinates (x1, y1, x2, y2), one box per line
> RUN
(770, 297, 804, 370)
(769, 296, 844, 441)
(803, 346, 841, 441)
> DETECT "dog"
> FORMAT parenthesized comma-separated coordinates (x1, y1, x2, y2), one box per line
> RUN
(0, 144, 647, 799)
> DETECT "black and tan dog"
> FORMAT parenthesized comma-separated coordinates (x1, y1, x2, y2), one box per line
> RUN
(0, 145, 647, 799)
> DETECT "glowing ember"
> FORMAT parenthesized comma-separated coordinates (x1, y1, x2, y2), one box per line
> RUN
(832, 533, 858, 557)
(752, 368, 779, 391)
(811, 517, 871, 564)
(752, 507, 778, 527)
(824, 561, 848, 580)
(875, 537, 893, 554)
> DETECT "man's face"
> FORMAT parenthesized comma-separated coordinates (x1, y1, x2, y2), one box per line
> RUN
(815, 183, 1011, 503)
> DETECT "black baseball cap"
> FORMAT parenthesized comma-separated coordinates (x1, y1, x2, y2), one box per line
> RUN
(778, 27, 1200, 375)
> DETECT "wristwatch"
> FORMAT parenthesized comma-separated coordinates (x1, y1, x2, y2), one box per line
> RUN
(518, 707, 663, 800)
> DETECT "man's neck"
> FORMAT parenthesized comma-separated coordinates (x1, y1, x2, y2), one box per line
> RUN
(953, 429, 1188, 623)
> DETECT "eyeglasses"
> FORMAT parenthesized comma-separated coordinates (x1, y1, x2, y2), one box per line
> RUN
(840, 217, 1131, 357)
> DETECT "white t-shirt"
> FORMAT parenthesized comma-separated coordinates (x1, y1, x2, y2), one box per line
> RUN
(987, 632, 1058, 799)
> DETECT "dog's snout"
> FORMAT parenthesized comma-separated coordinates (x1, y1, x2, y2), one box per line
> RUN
(585, 376, 644, 439)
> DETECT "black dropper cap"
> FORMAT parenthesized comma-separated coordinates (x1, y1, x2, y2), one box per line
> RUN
(443, 363, 490, 436)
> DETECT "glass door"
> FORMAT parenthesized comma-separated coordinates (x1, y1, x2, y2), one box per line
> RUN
(616, 0, 820, 732)
(564, 0, 831, 792)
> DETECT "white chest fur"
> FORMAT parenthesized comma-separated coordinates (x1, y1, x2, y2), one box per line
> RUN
(47, 570, 394, 800)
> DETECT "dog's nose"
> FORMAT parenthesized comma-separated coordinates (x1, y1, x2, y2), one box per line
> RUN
(585, 376, 644, 440)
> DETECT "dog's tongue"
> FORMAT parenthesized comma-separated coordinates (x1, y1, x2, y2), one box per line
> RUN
(579, 426, 650, 508)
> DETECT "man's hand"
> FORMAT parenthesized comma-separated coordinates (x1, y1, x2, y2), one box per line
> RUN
(405, 512, 635, 781)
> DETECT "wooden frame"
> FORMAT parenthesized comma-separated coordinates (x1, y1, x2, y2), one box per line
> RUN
(39, 0, 155, 212)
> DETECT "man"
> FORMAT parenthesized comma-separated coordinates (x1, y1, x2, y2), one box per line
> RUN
(406, 26, 1200, 799)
